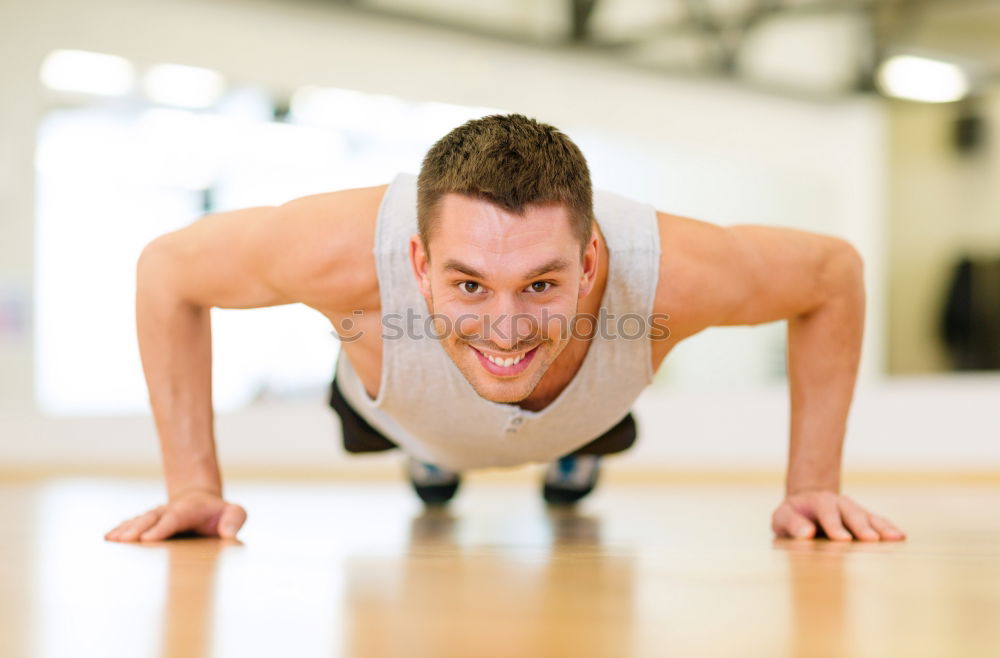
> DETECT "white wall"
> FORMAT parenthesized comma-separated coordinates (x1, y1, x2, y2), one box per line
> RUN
(4, 374, 1000, 476)
(4, 0, 979, 475)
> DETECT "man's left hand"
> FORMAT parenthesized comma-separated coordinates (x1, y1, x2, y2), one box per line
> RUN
(771, 490, 907, 541)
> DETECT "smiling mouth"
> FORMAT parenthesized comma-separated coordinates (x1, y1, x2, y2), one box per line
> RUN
(469, 345, 539, 376)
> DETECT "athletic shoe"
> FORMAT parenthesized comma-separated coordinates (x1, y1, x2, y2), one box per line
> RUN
(542, 455, 601, 505)
(405, 456, 461, 505)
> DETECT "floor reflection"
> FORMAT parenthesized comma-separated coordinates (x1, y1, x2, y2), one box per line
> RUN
(775, 539, 852, 658)
(17, 479, 1000, 657)
(0, 482, 41, 658)
(159, 538, 241, 658)
(342, 505, 635, 657)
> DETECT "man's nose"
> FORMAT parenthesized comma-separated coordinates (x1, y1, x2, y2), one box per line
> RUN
(483, 295, 535, 349)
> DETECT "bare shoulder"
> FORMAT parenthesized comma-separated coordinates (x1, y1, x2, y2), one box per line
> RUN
(261, 182, 388, 314)
(651, 209, 861, 354)
(651, 210, 750, 345)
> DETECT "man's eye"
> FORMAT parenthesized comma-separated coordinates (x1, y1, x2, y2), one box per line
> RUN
(462, 281, 481, 294)
(529, 281, 551, 293)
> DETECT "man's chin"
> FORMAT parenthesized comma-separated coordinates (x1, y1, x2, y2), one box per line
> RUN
(444, 342, 554, 404)
(481, 390, 529, 405)
(468, 378, 533, 404)
(468, 363, 548, 404)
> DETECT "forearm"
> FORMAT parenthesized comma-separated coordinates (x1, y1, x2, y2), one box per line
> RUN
(784, 247, 865, 496)
(136, 245, 222, 500)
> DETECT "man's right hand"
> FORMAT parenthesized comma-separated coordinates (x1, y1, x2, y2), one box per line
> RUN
(103, 489, 246, 542)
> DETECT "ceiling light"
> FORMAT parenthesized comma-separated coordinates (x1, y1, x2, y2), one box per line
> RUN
(39, 49, 134, 96)
(877, 55, 970, 103)
(143, 63, 226, 109)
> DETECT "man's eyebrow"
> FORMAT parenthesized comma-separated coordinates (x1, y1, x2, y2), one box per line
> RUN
(522, 257, 570, 279)
(442, 257, 570, 280)
(443, 260, 486, 279)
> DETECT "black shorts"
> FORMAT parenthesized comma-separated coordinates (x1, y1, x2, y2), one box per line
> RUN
(328, 376, 637, 459)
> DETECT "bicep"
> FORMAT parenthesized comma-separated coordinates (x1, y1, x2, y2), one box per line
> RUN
(143, 185, 384, 312)
(721, 224, 856, 325)
(654, 212, 860, 335)
(142, 206, 292, 309)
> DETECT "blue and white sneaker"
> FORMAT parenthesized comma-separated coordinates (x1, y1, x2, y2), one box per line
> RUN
(542, 455, 601, 505)
(406, 457, 461, 505)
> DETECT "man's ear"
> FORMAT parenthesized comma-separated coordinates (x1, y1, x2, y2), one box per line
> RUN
(409, 234, 433, 301)
(579, 230, 600, 298)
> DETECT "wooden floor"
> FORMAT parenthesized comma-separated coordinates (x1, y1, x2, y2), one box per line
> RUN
(1, 475, 999, 658)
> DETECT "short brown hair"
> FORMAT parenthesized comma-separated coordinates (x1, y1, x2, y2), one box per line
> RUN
(417, 113, 594, 256)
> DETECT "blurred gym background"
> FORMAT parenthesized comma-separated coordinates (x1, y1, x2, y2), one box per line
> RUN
(0, 0, 997, 478)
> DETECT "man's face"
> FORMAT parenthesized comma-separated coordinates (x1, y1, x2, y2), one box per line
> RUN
(410, 193, 598, 404)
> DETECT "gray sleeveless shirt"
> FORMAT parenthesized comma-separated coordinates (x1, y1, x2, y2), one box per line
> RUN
(335, 172, 661, 471)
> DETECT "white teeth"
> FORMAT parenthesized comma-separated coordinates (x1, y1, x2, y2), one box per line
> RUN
(482, 350, 526, 368)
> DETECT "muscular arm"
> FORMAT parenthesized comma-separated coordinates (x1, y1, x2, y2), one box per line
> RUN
(137, 185, 383, 500)
(654, 212, 904, 541)
(719, 225, 864, 496)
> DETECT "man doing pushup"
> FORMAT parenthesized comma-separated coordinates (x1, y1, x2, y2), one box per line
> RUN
(105, 113, 906, 544)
